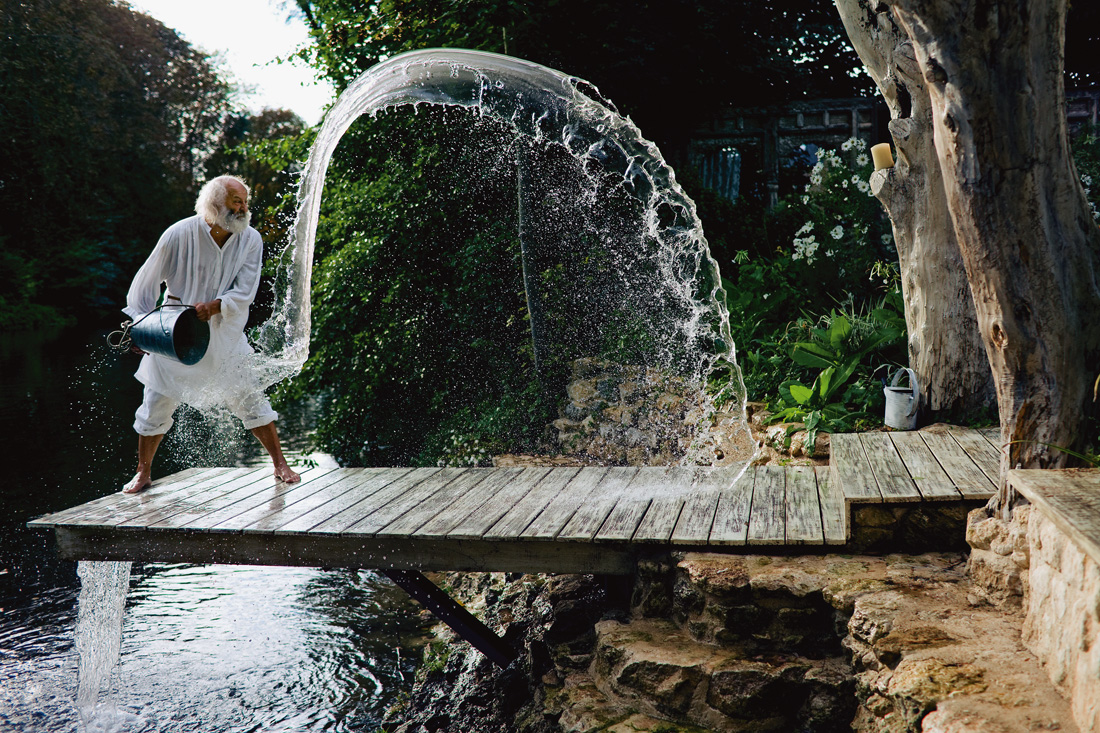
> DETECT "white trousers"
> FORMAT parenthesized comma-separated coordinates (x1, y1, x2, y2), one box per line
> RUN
(134, 386, 279, 436)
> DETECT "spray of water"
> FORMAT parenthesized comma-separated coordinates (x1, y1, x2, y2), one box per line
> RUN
(245, 48, 754, 468)
(74, 560, 131, 730)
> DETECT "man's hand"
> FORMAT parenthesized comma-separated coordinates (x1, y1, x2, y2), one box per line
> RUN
(194, 299, 222, 321)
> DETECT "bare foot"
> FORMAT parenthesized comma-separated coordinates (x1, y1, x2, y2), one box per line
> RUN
(122, 474, 151, 494)
(274, 464, 301, 483)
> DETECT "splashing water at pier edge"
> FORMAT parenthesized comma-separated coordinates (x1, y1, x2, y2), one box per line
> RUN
(251, 48, 755, 467)
(74, 561, 132, 730)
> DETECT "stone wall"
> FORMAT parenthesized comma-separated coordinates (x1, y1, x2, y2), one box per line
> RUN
(1023, 510, 1100, 731)
(549, 358, 755, 467)
(967, 500, 1100, 733)
(387, 553, 1075, 733)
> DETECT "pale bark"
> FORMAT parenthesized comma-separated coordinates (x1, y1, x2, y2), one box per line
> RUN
(835, 0, 996, 420)
(838, 0, 1100, 514)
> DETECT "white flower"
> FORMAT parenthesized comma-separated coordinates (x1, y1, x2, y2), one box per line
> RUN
(797, 222, 814, 236)
(801, 195, 810, 204)
(825, 249, 835, 258)
(842, 139, 855, 151)
(810, 173, 823, 186)
(851, 174, 862, 185)
(1083, 174, 1093, 187)
(841, 179, 849, 188)
(856, 152, 870, 166)
(857, 180, 871, 194)
(853, 137, 868, 150)
(831, 225, 844, 240)
(812, 162, 825, 175)
(763, 293, 770, 299)
(881, 233, 893, 246)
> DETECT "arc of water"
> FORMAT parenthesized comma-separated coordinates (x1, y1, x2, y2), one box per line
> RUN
(257, 49, 727, 369)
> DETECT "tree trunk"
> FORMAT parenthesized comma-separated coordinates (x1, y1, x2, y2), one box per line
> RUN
(835, 0, 996, 422)
(839, 0, 1100, 515)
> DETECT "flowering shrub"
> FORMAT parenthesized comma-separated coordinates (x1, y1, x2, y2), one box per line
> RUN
(788, 137, 894, 281)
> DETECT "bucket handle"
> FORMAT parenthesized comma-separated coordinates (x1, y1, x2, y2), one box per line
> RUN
(106, 302, 196, 354)
(887, 367, 920, 418)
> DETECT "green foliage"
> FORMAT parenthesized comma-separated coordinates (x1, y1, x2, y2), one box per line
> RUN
(280, 107, 553, 466)
(1072, 124, 1100, 223)
(290, 0, 872, 150)
(0, 0, 239, 329)
(764, 298, 905, 450)
(708, 138, 899, 410)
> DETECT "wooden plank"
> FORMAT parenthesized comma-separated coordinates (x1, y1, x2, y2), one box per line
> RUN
(342, 469, 471, 536)
(53, 525, 641, 575)
(919, 432, 996, 499)
(947, 427, 1002, 486)
(144, 467, 309, 531)
(33, 467, 215, 526)
(246, 469, 370, 532)
(99, 467, 271, 529)
(669, 468, 731, 545)
(815, 466, 846, 544)
(521, 468, 610, 540)
(376, 469, 497, 537)
(215, 467, 369, 531)
(785, 465, 823, 544)
(633, 468, 698, 543)
(596, 468, 690, 543)
(557, 468, 638, 541)
(888, 433, 961, 500)
(421, 467, 547, 539)
(281, 468, 437, 534)
(1008, 469, 1100, 567)
(179, 465, 341, 531)
(473, 468, 571, 540)
(831, 433, 881, 502)
(747, 465, 785, 544)
(860, 433, 921, 501)
(979, 426, 1003, 449)
(708, 467, 754, 545)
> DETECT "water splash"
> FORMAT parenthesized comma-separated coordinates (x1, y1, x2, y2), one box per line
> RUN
(250, 48, 754, 466)
(74, 560, 131, 730)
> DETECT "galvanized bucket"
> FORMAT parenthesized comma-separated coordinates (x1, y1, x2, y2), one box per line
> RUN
(883, 367, 919, 430)
(130, 306, 210, 366)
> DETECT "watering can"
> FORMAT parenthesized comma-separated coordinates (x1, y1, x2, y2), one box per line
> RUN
(126, 305, 210, 366)
(883, 367, 919, 430)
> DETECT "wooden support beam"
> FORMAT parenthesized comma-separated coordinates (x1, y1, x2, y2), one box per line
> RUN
(383, 568, 518, 669)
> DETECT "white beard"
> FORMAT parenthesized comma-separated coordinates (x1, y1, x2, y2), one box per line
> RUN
(217, 207, 251, 235)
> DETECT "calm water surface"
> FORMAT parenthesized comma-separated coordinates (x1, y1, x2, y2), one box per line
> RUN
(0, 327, 428, 732)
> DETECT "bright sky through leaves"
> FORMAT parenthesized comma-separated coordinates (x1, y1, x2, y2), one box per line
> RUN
(128, 0, 332, 126)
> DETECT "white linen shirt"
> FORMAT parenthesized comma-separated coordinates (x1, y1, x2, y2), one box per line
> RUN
(124, 215, 264, 410)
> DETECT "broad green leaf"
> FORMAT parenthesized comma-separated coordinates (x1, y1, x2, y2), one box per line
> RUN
(828, 315, 852, 348)
(791, 342, 836, 368)
(789, 383, 814, 405)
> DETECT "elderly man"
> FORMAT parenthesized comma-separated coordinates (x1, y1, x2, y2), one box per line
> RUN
(122, 174, 300, 494)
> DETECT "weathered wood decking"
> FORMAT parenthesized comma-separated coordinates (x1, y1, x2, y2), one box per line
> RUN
(29, 426, 1001, 575)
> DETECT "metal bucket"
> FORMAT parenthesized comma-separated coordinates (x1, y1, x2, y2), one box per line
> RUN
(883, 367, 919, 430)
(130, 306, 210, 366)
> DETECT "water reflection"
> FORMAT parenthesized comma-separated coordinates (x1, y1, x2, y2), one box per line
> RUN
(0, 328, 428, 732)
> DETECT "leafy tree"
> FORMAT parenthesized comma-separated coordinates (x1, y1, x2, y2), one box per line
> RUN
(289, 0, 874, 153)
(0, 0, 238, 328)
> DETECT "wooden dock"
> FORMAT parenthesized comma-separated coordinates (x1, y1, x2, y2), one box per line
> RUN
(29, 426, 1002, 575)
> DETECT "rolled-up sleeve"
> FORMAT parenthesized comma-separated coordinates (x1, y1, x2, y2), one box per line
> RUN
(217, 232, 262, 321)
(123, 228, 177, 320)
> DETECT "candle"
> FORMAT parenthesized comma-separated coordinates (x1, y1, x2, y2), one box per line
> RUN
(871, 143, 894, 170)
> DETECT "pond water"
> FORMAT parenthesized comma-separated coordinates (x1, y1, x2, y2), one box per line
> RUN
(0, 327, 428, 732)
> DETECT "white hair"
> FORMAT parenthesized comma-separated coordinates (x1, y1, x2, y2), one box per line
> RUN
(195, 175, 250, 223)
